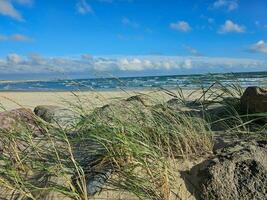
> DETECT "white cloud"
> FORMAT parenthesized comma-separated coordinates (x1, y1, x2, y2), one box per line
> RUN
(75, 0, 133, 15)
(170, 21, 192, 32)
(0, 0, 33, 21)
(184, 45, 202, 56)
(218, 20, 245, 34)
(122, 17, 139, 28)
(76, 0, 93, 14)
(200, 15, 215, 24)
(249, 40, 267, 54)
(183, 59, 193, 69)
(10, 34, 33, 42)
(81, 54, 93, 60)
(212, 0, 238, 11)
(118, 58, 146, 71)
(27, 53, 45, 65)
(6, 53, 23, 64)
(0, 33, 33, 42)
(0, 0, 23, 21)
(0, 54, 266, 75)
(255, 21, 267, 29)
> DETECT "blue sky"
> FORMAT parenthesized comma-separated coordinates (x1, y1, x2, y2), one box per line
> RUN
(0, 0, 267, 80)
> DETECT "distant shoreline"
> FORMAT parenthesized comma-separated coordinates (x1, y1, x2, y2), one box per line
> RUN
(0, 88, 172, 93)
(1, 70, 267, 83)
(0, 80, 44, 84)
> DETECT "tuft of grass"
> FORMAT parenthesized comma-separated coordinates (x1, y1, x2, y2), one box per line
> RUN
(0, 112, 86, 200)
(72, 95, 213, 199)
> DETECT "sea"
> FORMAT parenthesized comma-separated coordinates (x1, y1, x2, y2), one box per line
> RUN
(0, 71, 267, 91)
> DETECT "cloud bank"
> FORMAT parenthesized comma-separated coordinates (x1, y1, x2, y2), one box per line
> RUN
(0, 54, 266, 78)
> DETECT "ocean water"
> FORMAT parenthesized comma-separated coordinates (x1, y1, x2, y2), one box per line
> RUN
(0, 71, 267, 91)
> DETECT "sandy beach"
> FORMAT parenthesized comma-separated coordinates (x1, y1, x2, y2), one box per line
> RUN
(0, 89, 192, 111)
(0, 91, 125, 110)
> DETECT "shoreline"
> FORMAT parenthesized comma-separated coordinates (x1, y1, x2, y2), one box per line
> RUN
(0, 88, 164, 93)
(0, 89, 189, 111)
(0, 86, 199, 93)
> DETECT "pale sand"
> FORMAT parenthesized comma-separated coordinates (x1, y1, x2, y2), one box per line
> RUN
(0, 89, 197, 111)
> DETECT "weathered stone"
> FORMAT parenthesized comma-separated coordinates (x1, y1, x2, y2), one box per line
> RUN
(34, 105, 78, 127)
(0, 108, 43, 135)
(88, 94, 155, 125)
(0, 108, 46, 177)
(165, 98, 184, 111)
(125, 94, 155, 107)
(241, 86, 267, 113)
(198, 140, 267, 200)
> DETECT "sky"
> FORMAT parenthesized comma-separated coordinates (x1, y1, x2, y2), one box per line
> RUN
(0, 0, 267, 80)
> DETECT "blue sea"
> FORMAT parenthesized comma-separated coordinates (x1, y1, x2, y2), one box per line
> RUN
(0, 71, 267, 91)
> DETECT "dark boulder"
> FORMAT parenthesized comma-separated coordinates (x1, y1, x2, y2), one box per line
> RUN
(241, 86, 267, 114)
(34, 105, 78, 127)
(71, 138, 113, 197)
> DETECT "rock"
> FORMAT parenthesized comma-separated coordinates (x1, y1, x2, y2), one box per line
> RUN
(164, 98, 184, 111)
(166, 98, 201, 110)
(0, 108, 46, 164)
(72, 165, 113, 197)
(241, 86, 267, 113)
(34, 105, 78, 127)
(125, 94, 155, 107)
(164, 98, 205, 117)
(34, 105, 57, 122)
(71, 140, 113, 197)
(198, 140, 267, 200)
(0, 108, 43, 135)
(88, 95, 155, 125)
(84, 168, 113, 196)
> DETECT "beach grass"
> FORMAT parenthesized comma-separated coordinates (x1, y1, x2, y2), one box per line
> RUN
(0, 79, 266, 199)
